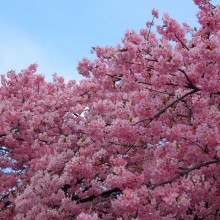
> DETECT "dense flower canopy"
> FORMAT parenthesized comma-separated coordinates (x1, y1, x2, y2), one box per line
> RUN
(0, 0, 220, 219)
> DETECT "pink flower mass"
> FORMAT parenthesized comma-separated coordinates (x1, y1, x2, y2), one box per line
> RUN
(0, 0, 220, 219)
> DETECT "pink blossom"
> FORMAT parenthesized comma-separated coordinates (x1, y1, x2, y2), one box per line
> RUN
(151, 8, 159, 19)
(1, 2, 220, 219)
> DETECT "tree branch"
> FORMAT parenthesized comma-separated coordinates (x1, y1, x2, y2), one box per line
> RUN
(147, 16, 155, 41)
(150, 159, 220, 190)
(122, 144, 135, 155)
(174, 34, 189, 51)
(133, 88, 200, 126)
(80, 91, 89, 97)
(137, 83, 175, 96)
(211, 91, 220, 96)
(0, 134, 6, 138)
(178, 69, 193, 86)
(74, 187, 122, 204)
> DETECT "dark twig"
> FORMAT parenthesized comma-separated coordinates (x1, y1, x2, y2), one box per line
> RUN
(137, 84, 175, 96)
(178, 69, 193, 86)
(147, 16, 155, 41)
(80, 91, 89, 97)
(211, 91, 220, 96)
(122, 144, 135, 155)
(75, 187, 122, 204)
(0, 134, 6, 138)
(208, 1, 216, 9)
(150, 159, 220, 189)
(133, 88, 200, 126)
(174, 34, 189, 51)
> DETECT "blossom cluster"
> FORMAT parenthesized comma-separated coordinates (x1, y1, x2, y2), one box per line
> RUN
(0, 1, 220, 219)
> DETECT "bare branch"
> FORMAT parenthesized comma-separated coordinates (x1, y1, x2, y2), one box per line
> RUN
(147, 16, 155, 41)
(80, 91, 89, 97)
(137, 81, 152, 86)
(178, 69, 193, 86)
(122, 144, 135, 155)
(134, 88, 200, 126)
(211, 91, 220, 95)
(208, 1, 216, 9)
(137, 84, 175, 96)
(150, 159, 220, 190)
(75, 187, 122, 204)
(0, 134, 6, 138)
(174, 34, 189, 51)
(145, 58, 158, 62)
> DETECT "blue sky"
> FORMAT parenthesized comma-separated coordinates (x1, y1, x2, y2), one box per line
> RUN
(0, 0, 219, 82)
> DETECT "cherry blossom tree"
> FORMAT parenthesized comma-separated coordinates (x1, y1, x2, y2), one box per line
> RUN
(0, 0, 220, 219)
